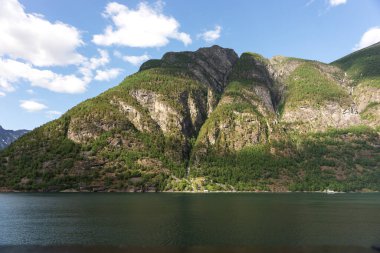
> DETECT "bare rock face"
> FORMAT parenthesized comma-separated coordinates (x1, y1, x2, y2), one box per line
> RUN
(67, 118, 119, 144)
(281, 103, 361, 133)
(187, 95, 206, 133)
(159, 45, 239, 92)
(192, 53, 277, 155)
(195, 46, 239, 91)
(253, 85, 276, 114)
(354, 84, 380, 112)
(130, 89, 183, 136)
(136, 45, 239, 143)
(268, 56, 302, 81)
(111, 99, 153, 133)
(229, 53, 282, 115)
(140, 45, 239, 114)
(206, 88, 217, 116)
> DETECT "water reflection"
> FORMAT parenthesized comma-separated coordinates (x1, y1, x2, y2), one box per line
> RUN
(0, 245, 376, 253)
(0, 193, 380, 248)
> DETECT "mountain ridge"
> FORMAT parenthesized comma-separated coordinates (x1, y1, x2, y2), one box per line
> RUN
(0, 126, 29, 150)
(0, 44, 379, 192)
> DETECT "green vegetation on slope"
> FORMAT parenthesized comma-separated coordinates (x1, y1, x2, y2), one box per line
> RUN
(116, 68, 207, 114)
(0, 45, 379, 192)
(0, 66, 210, 192)
(228, 52, 268, 83)
(191, 126, 380, 192)
(193, 79, 270, 149)
(192, 53, 274, 157)
(0, 117, 83, 191)
(360, 102, 380, 121)
(332, 42, 380, 88)
(284, 62, 350, 108)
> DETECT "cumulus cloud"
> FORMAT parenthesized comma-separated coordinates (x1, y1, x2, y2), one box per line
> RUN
(354, 27, 380, 51)
(93, 1, 191, 47)
(0, 0, 104, 95)
(20, 100, 47, 112)
(79, 49, 111, 79)
(86, 49, 110, 70)
(94, 68, 122, 81)
(329, 0, 347, 7)
(0, 91, 5, 97)
(197, 25, 222, 43)
(0, 77, 15, 92)
(122, 54, 150, 66)
(0, 58, 90, 94)
(0, 48, 117, 94)
(0, 0, 84, 67)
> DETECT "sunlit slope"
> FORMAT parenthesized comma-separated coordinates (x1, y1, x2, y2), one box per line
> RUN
(0, 45, 379, 192)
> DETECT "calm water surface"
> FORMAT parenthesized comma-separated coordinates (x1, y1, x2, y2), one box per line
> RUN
(0, 193, 379, 251)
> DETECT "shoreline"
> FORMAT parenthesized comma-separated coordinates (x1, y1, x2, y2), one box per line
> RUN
(0, 188, 378, 194)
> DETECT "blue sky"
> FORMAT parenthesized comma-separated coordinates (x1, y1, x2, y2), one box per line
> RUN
(0, 0, 380, 130)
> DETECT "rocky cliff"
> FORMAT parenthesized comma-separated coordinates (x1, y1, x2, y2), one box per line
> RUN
(0, 44, 379, 192)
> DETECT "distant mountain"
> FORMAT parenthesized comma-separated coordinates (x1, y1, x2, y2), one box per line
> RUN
(0, 126, 29, 150)
(0, 44, 379, 192)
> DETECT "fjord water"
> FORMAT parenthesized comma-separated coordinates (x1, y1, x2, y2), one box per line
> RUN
(0, 193, 379, 250)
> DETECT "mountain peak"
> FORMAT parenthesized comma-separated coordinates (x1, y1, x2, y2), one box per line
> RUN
(140, 45, 238, 94)
(140, 45, 238, 71)
(196, 45, 237, 59)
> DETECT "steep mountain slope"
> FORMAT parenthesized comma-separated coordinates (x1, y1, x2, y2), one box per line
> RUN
(332, 42, 380, 126)
(0, 45, 379, 192)
(0, 126, 29, 150)
(189, 50, 379, 192)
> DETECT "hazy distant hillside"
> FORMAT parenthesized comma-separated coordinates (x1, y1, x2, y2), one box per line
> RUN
(0, 126, 29, 150)
(0, 44, 379, 192)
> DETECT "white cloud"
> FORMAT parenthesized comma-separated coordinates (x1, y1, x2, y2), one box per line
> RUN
(122, 54, 150, 66)
(26, 89, 34, 94)
(0, 91, 5, 97)
(79, 49, 110, 80)
(354, 27, 380, 51)
(0, 48, 116, 95)
(94, 68, 122, 81)
(20, 100, 47, 112)
(0, 58, 90, 94)
(87, 49, 110, 70)
(93, 1, 191, 47)
(0, 0, 102, 95)
(329, 0, 347, 7)
(197, 25, 222, 43)
(0, 0, 84, 67)
(115, 50, 150, 66)
(46, 110, 62, 119)
(0, 77, 15, 92)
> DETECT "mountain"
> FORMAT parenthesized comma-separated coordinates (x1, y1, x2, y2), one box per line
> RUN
(332, 41, 380, 122)
(0, 126, 29, 150)
(0, 44, 379, 192)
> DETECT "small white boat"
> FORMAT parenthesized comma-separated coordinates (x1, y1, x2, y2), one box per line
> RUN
(325, 189, 336, 194)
